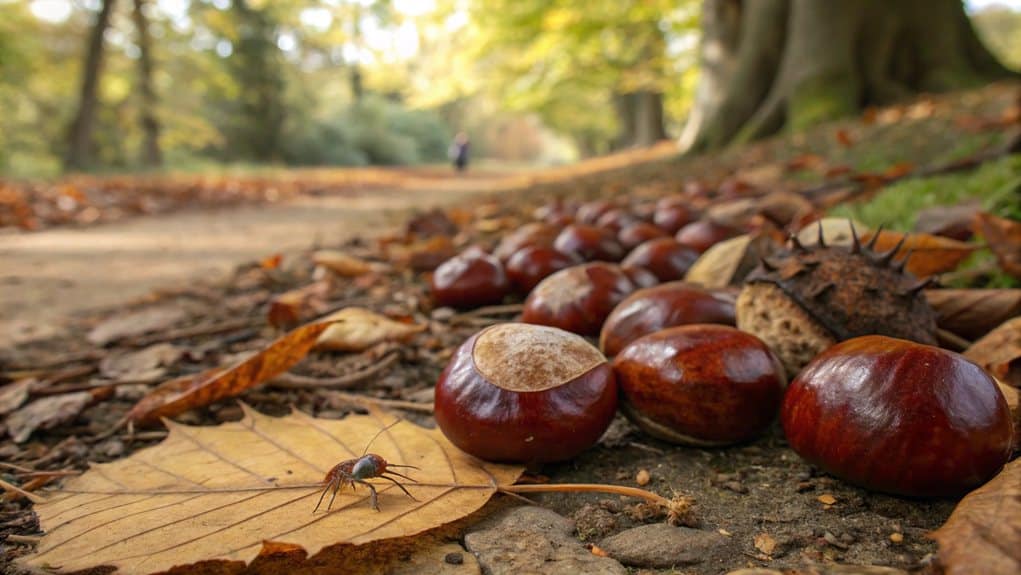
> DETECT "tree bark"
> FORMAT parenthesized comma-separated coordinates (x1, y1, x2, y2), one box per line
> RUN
(614, 90, 667, 148)
(681, 0, 1017, 153)
(132, 0, 162, 167)
(64, 0, 117, 172)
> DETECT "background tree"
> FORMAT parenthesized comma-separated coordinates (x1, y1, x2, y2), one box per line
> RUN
(64, 0, 117, 171)
(681, 0, 1018, 152)
(132, 0, 161, 167)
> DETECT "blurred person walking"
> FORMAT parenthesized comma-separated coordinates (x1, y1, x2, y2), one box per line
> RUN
(449, 132, 470, 172)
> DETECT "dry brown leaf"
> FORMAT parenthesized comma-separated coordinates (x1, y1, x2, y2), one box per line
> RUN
(974, 212, 1021, 279)
(23, 408, 524, 575)
(794, 218, 864, 248)
(930, 459, 1021, 575)
(926, 289, 1021, 340)
(312, 250, 388, 277)
(964, 316, 1021, 388)
(0, 379, 33, 416)
(87, 306, 188, 346)
(684, 235, 778, 288)
(267, 281, 330, 329)
(99, 343, 183, 382)
(6, 392, 94, 443)
(860, 230, 977, 277)
(126, 318, 338, 427)
(753, 533, 777, 556)
(314, 308, 426, 352)
(996, 380, 1020, 450)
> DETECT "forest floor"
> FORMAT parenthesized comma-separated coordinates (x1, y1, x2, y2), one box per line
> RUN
(0, 82, 1019, 575)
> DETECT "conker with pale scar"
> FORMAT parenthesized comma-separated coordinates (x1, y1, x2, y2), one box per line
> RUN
(522, 262, 636, 336)
(430, 249, 510, 308)
(782, 335, 1013, 497)
(613, 324, 785, 446)
(434, 322, 618, 463)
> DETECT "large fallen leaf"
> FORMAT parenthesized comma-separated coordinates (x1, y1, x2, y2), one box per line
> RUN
(930, 459, 1021, 575)
(126, 317, 338, 427)
(965, 316, 1021, 388)
(974, 212, 1021, 279)
(860, 230, 976, 277)
(23, 408, 523, 575)
(925, 289, 1021, 340)
(314, 307, 426, 352)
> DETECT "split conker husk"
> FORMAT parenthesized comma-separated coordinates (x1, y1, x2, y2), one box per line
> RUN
(434, 322, 617, 463)
(782, 335, 1013, 497)
(600, 282, 736, 356)
(522, 262, 636, 336)
(430, 249, 510, 308)
(613, 325, 786, 446)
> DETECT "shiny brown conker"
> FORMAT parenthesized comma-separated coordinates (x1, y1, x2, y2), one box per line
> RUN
(576, 200, 615, 224)
(553, 224, 626, 262)
(492, 223, 559, 262)
(653, 204, 695, 234)
(613, 325, 786, 446)
(505, 246, 580, 294)
(430, 249, 510, 308)
(522, 262, 636, 336)
(600, 282, 736, 356)
(782, 335, 1013, 497)
(595, 209, 641, 233)
(675, 219, 742, 253)
(434, 322, 618, 463)
(618, 222, 668, 251)
(621, 238, 699, 282)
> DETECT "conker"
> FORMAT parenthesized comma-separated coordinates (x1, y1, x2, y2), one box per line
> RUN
(618, 222, 668, 251)
(595, 209, 641, 233)
(522, 262, 636, 336)
(434, 322, 618, 463)
(653, 204, 694, 234)
(505, 246, 580, 294)
(621, 238, 699, 282)
(613, 325, 785, 446)
(675, 220, 741, 253)
(553, 224, 626, 262)
(430, 249, 510, 308)
(782, 335, 1013, 497)
(600, 282, 736, 356)
(493, 223, 559, 262)
(576, 200, 615, 224)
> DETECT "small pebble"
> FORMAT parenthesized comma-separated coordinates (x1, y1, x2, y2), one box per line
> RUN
(817, 494, 837, 505)
(444, 552, 464, 565)
(636, 469, 651, 486)
(889, 532, 904, 544)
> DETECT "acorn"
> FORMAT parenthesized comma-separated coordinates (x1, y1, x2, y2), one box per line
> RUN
(736, 224, 938, 376)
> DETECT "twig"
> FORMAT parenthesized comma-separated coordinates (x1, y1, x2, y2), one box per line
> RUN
(32, 377, 159, 396)
(323, 391, 434, 413)
(936, 328, 972, 352)
(5, 535, 41, 544)
(0, 478, 46, 504)
(126, 318, 256, 346)
(269, 352, 400, 390)
(500, 483, 670, 506)
(0, 462, 37, 474)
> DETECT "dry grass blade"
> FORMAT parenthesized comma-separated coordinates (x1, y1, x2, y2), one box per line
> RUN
(24, 407, 524, 575)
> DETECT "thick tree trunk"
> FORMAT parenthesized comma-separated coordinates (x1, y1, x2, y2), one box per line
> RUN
(681, 0, 1017, 153)
(614, 90, 668, 149)
(132, 0, 162, 167)
(64, 0, 117, 172)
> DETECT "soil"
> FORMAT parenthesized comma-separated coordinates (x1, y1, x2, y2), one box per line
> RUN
(1, 83, 1019, 574)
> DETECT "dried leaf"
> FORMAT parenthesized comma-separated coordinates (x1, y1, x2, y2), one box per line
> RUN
(794, 218, 865, 248)
(87, 306, 188, 346)
(964, 316, 1021, 388)
(996, 380, 1020, 450)
(861, 230, 977, 277)
(684, 235, 778, 289)
(0, 379, 33, 416)
(127, 318, 339, 427)
(99, 343, 183, 382)
(313, 250, 387, 277)
(974, 212, 1021, 279)
(914, 202, 982, 241)
(6, 392, 93, 443)
(753, 533, 777, 556)
(930, 460, 1021, 575)
(926, 289, 1021, 340)
(267, 281, 330, 329)
(314, 308, 426, 352)
(817, 494, 837, 505)
(23, 408, 524, 575)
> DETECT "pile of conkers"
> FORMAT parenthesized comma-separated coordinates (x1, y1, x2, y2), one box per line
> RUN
(425, 193, 1015, 499)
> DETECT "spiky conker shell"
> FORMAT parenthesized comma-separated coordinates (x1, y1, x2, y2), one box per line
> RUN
(736, 238, 938, 376)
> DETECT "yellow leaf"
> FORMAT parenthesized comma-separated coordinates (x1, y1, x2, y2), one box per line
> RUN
(315, 308, 426, 352)
(24, 407, 524, 575)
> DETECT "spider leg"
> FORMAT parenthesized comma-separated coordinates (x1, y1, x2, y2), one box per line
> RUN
(313, 475, 340, 514)
(382, 469, 418, 483)
(326, 478, 348, 512)
(355, 480, 380, 511)
(378, 474, 418, 501)
(385, 464, 420, 469)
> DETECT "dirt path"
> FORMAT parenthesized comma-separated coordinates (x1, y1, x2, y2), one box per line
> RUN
(0, 185, 490, 348)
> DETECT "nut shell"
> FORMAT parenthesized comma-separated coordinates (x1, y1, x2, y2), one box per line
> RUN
(506, 246, 580, 294)
(621, 238, 699, 282)
(554, 224, 626, 262)
(675, 220, 741, 253)
(522, 262, 636, 336)
(600, 282, 736, 356)
(613, 325, 786, 446)
(434, 323, 618, 463)
(430, 250, 510, 308)
(782, 335, 1013, 497)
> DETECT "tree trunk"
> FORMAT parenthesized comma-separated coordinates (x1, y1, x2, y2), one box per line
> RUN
(681, 0, 1017, 153)
(64, 0, 117, 172)
(614, 90, 667, 149)
(132, 0, 162, 167)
